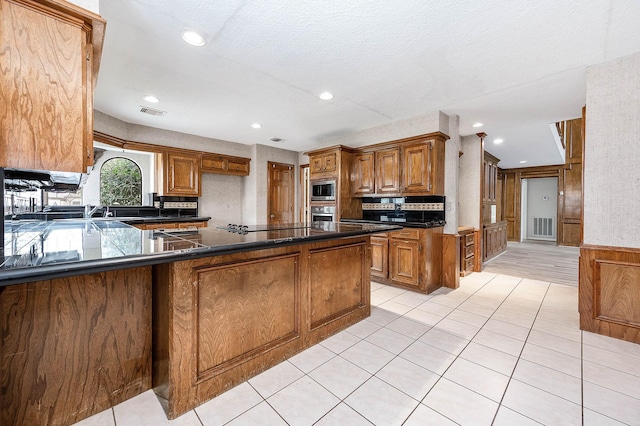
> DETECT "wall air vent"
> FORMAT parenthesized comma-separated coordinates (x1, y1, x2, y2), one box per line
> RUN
(269, 137, 283, 142)
(139, 106, 167, 116)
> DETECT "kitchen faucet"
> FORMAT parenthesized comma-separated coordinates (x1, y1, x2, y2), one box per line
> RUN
(84, 204, 102, 218)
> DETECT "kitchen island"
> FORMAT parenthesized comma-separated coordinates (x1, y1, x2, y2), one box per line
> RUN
(0, 220, 398, 425)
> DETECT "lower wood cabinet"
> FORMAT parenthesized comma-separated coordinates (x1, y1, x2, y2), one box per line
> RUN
(153, 237, 370, 419)
(370, 227, 443, 294)
(131, 221, 208, 231)
(458, 226, 475, 276)
(483, 221, 507, 262)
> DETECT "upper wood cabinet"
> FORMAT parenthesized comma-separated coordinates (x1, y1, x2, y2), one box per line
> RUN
(309, 150, 338, 176)
(402, 141, 433, 194)
(352, 152, 375, 195)
(0, 0, 105, 173)
(483, 151, 500, 203)
(161, 151, 201, 196)
(375, 148, 401, 194)
(201, 154, 250, 176)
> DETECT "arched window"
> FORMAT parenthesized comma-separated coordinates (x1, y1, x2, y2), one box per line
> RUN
(100, 157, 142, 206)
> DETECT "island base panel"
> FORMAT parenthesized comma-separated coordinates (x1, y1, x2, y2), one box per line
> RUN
(153, 237, 370, 419)
(0, 267, 152, 426)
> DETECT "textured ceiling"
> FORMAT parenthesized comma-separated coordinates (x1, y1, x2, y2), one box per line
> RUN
(94, 0, 640, 168)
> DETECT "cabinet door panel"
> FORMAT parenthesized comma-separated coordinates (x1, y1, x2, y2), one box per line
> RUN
(166, 153, 201, 196)
(375, 148, 400, 194)
(370, 237, 388, 279)
(390, 239, 420, 287)
(402, 143, 432, 193)
(353, 153, 375, 195)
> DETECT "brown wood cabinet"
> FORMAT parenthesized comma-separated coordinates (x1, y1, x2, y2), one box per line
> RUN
(160, 151, 202, 196)
(402, 141, 434, 194)
(352, 152, 375, 195)
(131, 221, 207, 231)
(375, 148, 401, 194)
(458, 227, 475, 276)
(201, 154, 250, 176)
(309, 150, 337, 176)
(483, 221, 507, 262)
(370, 233, 389, 279)
(483, 151, 500, 203)
(370, 227, 443, 294)
(0, 0, 105, 173)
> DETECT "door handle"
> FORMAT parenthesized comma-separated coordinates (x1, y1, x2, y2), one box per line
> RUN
(270, 214, 275, 218)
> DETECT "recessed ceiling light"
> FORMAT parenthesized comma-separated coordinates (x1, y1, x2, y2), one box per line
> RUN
(319, 92, 334, 100)
(472, 122, 484, 128)
(181, 30, 206, 46)
(251, 123, 262, 129)
(493, 138, 504, 144)
(520, 160, 527, 164)
(143, 95, 160, 103)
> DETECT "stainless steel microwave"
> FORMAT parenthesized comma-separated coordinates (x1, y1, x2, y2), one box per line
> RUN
(310, 180, 336, 201)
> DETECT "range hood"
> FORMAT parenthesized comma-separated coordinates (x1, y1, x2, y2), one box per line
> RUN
(3, 168, 85, 192)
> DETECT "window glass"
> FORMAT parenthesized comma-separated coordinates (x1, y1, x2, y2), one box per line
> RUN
(100, 157, 143, 206)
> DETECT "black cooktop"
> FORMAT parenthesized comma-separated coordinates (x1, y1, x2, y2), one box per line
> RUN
(217, 223, 311, 234)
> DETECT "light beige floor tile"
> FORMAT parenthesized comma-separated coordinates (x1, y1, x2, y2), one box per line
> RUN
(423, 378, 499, 426)
(415, 300, 456, 316)
(583, 360, 640, 400)
(535, 306, 580, 328)
(377, 300, 414, 315)
(345, 318, 382, 338)
(226, 401, 287, 426)
(308, 356, 371, 399)
(375, 356, 440, 400)
(492, 406, 541, 426)
(248, 360, 304, 398)
(370, 281, 385, 291)
(583, 341, 640, 377)
(427, 293, 468, 308)
(399, 340, 457, 375)
(583, 331, 640, 360)
(403, 404, 458, 425)
(319, 329, 361, 354)
(491, 310, 536, 328)
(512, 359, 582, 404)
(446, 308, 489, 327)
(391, 292, 433, 307)
(195, 382, 263, 426)
(443, 357, 510, 402)
(583, 408, 628, 426)
(457, 300, 497, 317)
(520, 342, 581, 378)
(482, 318, 530, 341)
(403, 308, 445, 327)
(472, 329, 525, 357)
(365, 326, 414, 354)
(464, 294, 504, 309)
(368, 305, 401, 326)
(113, 390, 201, 425)
(340, 340, 395, 374)
(315, 403, 373, 426)
(583, 381, 640, 425)
(371, 293, 391, 306)
(288, 343, 335, 373)
(459, 341, 518, 376)
(501, 379, 581, 426)
(419, 327, 470, 355)
(345, 376, 420, 426)
(526, 329, 581, 358)
(267, 377, 340, 426)
(72, 408, 115, 426)
(531, 317, 581, 342)
(433, 317, 480, 340)
(385, 316, 431, 339)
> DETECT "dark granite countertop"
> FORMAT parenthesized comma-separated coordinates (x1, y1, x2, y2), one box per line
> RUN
(0, 220, 400, 287)
(340, 218, 445, 229)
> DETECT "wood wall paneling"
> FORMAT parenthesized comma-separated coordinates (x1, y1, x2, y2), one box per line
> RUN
(580, 245, 640, 344)
(1, 267, 152, 426)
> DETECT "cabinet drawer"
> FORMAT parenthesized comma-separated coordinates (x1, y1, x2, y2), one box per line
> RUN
(464, 245, 474, 259)
(391, 229, 420, 240)
(372, 233, 388, 239)
(464, 233, 474, 246)
(464, 257, 475, 271)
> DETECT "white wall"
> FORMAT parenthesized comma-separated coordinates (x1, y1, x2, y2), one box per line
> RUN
(68, 0, 98, 13)
(200, 173, 244, 226)
(458, 134, 482, 229)
(584, 51, 640, 248)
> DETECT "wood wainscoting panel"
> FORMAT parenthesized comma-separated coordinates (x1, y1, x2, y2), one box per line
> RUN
(195, 254, 300, 379)
(1, 267, 152, 426)
(594, 260, 640, 327)
(309, 242, 366, 330)
(580, 245, 640, 344)
(442, 233, 460, 288)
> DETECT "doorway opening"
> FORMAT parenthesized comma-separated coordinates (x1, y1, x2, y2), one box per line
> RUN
(520, 177, 558, 242)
